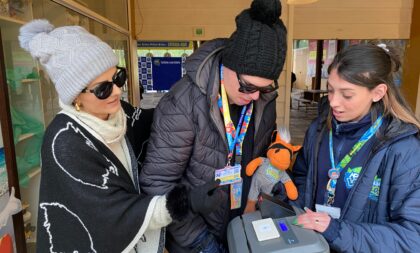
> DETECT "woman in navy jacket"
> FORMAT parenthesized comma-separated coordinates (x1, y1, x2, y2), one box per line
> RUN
(291, 44, 420, 252)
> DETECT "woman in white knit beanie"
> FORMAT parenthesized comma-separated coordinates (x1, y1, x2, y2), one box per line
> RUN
(19, 19, 222, 253)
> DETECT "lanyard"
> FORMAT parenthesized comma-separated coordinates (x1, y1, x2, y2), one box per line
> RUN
(326, 115, 383, 205)
(218, 65, 253, 166)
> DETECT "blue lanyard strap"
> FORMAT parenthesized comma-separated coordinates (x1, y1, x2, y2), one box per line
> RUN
(218, 64, 253, 166)
(326, 115, 383, 205)
(228, 106, 247, 155)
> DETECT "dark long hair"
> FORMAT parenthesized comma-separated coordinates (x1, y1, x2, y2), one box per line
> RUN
(327, 43, 420, 130)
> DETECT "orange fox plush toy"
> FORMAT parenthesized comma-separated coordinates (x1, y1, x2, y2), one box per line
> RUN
(244, 127, 301, 213)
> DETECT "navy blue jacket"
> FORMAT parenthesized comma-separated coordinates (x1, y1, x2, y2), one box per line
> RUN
(292, 111, 420, 252)
(315, 114, 376, 209)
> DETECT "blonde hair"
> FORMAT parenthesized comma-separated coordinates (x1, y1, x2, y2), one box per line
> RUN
(382, 90, 420, 129)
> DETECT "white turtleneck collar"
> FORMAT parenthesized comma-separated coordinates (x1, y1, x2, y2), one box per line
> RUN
(59, 101, 127, 144)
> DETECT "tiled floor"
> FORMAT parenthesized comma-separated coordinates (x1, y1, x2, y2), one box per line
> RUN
(139, 89, 318, 146)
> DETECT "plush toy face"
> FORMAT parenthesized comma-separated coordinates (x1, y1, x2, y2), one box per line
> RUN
(267, 139, 301, 171)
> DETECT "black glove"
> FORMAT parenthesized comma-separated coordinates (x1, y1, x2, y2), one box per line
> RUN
(189, 179, 222, 215)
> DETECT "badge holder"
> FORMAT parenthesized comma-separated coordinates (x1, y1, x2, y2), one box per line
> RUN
(215, 164, 243, 209)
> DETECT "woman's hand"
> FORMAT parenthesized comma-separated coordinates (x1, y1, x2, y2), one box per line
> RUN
(292, 207, 331, 233)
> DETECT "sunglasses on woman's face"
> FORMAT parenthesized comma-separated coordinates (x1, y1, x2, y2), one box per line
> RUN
(81, 67, 127, 99)
(237, 73, 278, 94)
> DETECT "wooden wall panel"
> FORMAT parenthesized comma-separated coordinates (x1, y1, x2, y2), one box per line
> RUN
(135, 0, 413, 40)
(134, 0, 251, 40)
(294, 9, 412, 24)
(293, 0, 413, 39)
(294, 24, 411, 39)
(132, 0, 415, 125)
(138, 24, 235, 40)
(401, 0, 420, 110)
(295, 0, 413, 9)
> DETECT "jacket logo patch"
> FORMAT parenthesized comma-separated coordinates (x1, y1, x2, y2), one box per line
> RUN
(369, 176, 381, 201)
(344, 167, 362, 189)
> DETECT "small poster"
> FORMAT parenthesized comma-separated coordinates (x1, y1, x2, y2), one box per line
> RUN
(152, 57, 183, 91)
(139, 56, 186, 92)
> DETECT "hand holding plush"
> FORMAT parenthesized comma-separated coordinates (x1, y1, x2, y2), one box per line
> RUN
(244, 127, 301, 213)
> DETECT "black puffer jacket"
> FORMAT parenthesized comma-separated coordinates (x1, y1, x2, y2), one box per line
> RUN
(140, 39, 277, 247)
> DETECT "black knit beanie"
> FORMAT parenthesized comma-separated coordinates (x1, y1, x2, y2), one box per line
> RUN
(222, 0, 287, 80)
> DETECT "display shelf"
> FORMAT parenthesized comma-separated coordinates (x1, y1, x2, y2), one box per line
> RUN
(26, 167, 41, 181)
(21, 79, 38, 84)
(0, 15, 26, 25)
(1, 5, 44, 250)
(18, 133, 35, 142)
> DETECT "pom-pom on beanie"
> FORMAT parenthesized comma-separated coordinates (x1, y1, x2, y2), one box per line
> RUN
(18, 19, 118, 105)
(222, 0, 287, 80)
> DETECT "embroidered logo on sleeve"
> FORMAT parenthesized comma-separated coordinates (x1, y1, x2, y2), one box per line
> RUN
(369, 176, 381, 201)
(344, 167, 362, 189)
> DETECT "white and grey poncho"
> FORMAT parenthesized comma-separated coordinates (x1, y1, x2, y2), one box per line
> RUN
(36, 103, 162, 252)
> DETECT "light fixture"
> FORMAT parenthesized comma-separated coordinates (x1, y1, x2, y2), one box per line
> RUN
(287, 0, 319, 5)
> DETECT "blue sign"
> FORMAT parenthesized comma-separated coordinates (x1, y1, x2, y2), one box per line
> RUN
(139, 57, 186, 92)
(152, 57, 182, 91)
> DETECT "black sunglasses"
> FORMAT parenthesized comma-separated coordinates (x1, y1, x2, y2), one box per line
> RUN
(81, 67, 127, 99)
(237, 73, 278, 94)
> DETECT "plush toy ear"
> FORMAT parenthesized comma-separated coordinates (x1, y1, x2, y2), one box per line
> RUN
(271, 129, 278, 143)
(291, 145, 302, 153)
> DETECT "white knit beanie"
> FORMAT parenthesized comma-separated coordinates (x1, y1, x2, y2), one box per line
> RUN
(18, 19, 118, 105)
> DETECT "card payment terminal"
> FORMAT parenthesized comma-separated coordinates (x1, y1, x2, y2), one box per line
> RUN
(227, 194, 330, 253)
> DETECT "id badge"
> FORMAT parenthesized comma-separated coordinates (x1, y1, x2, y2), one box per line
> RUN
(230, 179, 243, 210)
(315, 204, 341, 219)
(215, 164, 241, 186)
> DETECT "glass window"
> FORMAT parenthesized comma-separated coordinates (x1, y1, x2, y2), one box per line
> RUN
(0, 0, 32, 22)
(73, 0, 128, 29)
(32, 0, 131, 101)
